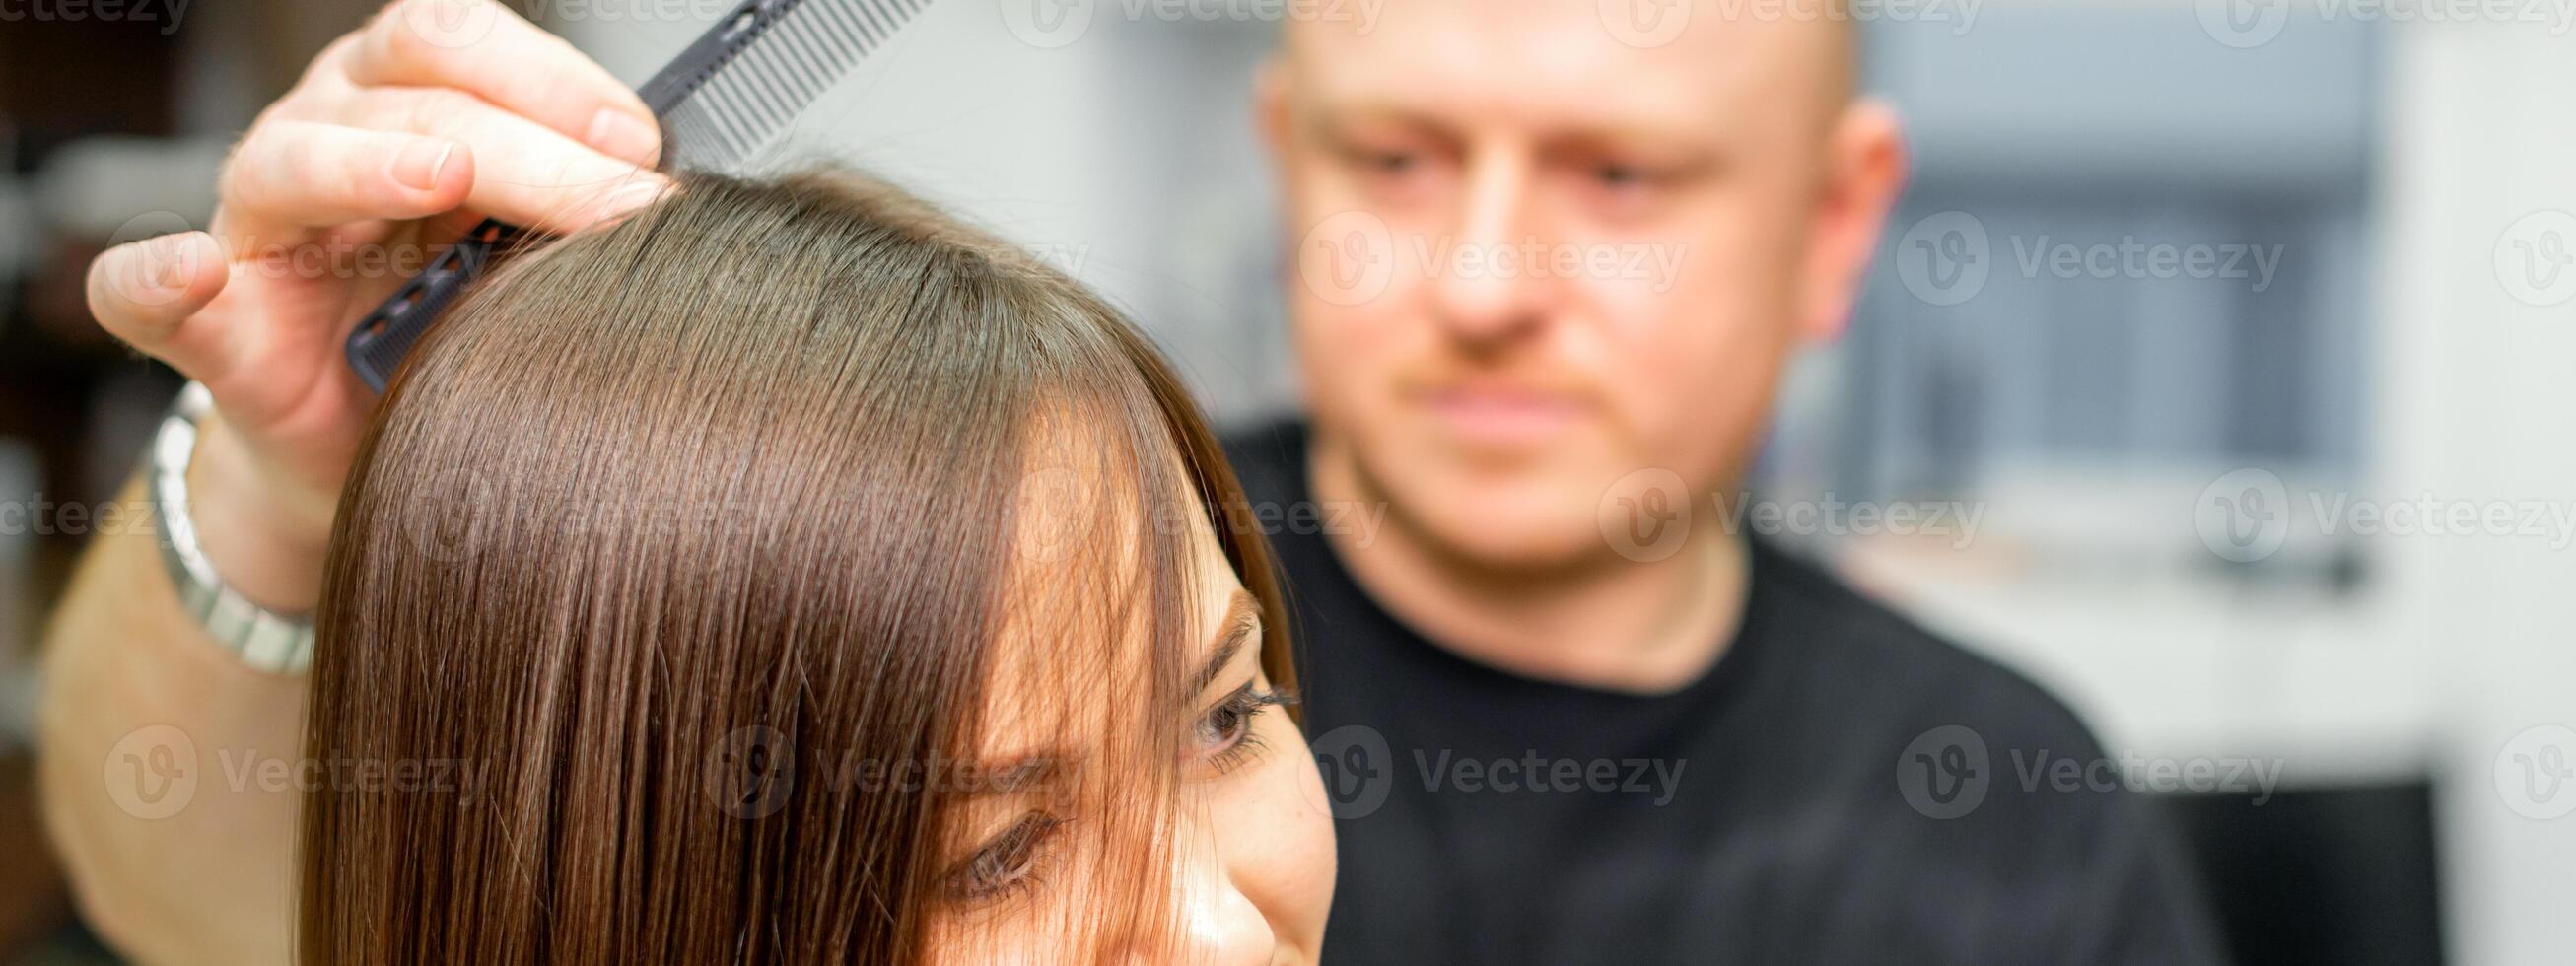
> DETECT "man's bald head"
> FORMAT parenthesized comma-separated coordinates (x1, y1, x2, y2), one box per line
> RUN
(1279, 0, 1858, 130)
(1253, 0, 1909, 576)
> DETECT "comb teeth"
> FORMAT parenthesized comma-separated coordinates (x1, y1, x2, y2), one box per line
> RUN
(654, 0, 928, 171)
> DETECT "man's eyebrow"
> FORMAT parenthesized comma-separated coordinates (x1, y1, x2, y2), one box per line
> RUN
(1299, 101, 1449, 141)
(1542, 128, 1727, 168)
(1189, 589, 1261, 696)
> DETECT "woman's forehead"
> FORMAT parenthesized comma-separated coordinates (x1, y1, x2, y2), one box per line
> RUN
(979, 445, 1248, 752)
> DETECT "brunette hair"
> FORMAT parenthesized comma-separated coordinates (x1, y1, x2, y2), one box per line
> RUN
(302, 170, 1290, 964)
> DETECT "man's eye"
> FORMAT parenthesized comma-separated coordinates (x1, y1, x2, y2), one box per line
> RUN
(1336, 141, 1437, 185)
(947, 812, 1064, 906)
(1361, 150, 1419, 174)
(1192, 684, 1295, 775)
(1593, 162, 1665, 190)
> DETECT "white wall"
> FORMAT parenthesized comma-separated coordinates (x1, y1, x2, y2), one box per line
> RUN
(2379, 18, 2576, 966)
(557, 4, 1298, 422)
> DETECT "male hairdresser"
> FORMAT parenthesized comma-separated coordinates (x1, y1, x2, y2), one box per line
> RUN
(1218, 3, 2221, 962)
(39, 0, 2219, 963)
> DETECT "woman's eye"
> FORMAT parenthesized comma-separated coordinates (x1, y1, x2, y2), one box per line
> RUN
(947, 812, 1064, 907)
(1192, 684, 1295, 775)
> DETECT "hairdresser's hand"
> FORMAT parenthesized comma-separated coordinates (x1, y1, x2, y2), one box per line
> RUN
(84, 0, 666, 609)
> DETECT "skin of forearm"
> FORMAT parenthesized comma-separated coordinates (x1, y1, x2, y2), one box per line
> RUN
(185, 415, 334, 613)
(36, 476, 306, 966)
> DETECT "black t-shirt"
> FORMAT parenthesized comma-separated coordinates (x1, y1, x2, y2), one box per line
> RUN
(1222, 422, 2227, 966)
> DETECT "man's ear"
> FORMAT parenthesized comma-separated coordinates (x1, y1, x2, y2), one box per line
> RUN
(1253, 57, 1293, 162)
(1796, 99, 1909, 343)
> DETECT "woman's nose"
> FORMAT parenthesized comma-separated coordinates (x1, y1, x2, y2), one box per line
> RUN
(1108, 831, 1280, 966)
(1174, 862, 1279, 966)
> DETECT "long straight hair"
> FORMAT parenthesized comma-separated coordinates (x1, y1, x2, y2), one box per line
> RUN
(302, 170, 1291, 964)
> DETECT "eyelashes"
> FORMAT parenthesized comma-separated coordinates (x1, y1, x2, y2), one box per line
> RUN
(942, 682, 1298, 910)
(1194, 682, 1297, 776)
(946, 811, 1066, 906)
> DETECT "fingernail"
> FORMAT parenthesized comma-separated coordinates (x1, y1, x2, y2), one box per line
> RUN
(592, 178, 670, 223)
(149, 238, 191, 292)
(121, 236, 199, 307)
(586, 108, 661, 167)
(393, 141, 455, 192)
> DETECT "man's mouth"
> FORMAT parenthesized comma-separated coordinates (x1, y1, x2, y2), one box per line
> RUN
(1413, 383, 1588, 446)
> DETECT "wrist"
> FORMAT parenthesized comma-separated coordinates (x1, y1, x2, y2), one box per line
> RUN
(183, 412, 336, 612)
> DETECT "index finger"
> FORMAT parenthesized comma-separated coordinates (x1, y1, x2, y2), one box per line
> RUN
(342, 0, 661, 167)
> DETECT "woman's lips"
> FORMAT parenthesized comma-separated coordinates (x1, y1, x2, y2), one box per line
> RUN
(1415, 385, 1587, 447)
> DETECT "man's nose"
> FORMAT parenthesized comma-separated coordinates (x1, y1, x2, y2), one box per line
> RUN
(1428, 155, 1548, 348)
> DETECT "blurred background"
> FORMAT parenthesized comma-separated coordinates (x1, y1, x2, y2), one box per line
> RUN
(2, 0, 2572, 963)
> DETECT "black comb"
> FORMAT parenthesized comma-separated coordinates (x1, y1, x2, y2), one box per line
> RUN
(344, 0, 931, 392)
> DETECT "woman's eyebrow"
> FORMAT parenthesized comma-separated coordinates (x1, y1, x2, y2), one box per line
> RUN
(960, 590, 1260, 796)
(1189, 589, 1262, 696)
(963, 755, 1063, 797)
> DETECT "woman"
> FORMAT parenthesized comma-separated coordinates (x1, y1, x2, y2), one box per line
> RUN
(299, 170, 1333, 964)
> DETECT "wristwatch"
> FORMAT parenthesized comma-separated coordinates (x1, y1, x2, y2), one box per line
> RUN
(148, 381, 315, 674)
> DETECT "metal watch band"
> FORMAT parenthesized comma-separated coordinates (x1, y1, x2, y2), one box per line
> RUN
(149, 381, 315, 674)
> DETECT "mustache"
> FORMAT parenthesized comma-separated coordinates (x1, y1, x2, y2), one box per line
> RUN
(1394, 368, 1603, 405)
